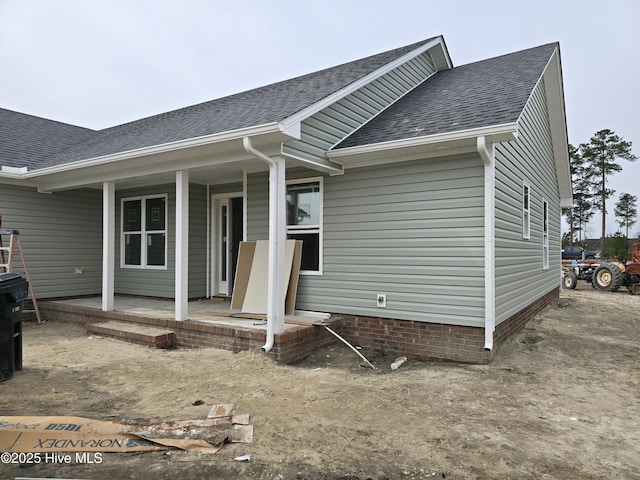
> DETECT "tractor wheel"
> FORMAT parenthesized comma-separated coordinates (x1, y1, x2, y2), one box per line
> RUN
(563, 271, 577, 289)
(593, 263, 624, 292)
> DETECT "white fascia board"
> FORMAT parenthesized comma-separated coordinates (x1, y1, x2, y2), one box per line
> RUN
(23, 122, 288, 179)
(0, 172, 25, 181)
(279, 37, 449, 131)
(327, 123, 519, 160)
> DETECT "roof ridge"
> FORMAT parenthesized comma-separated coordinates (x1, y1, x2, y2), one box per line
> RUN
(0, 107, 97, 132)
(2, 35, 445, 170)
(457, 42, 559, 68)
(97, 36, 441, 133)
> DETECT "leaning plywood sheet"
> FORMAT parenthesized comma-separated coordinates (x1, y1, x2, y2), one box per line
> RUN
(231, 241, 256, 310)
(231, 240, 302, 315)
(241, 240, 271, 314)
(286, 240, 303, 315)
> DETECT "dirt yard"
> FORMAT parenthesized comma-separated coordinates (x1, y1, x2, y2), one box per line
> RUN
(1, 282, 639, 480)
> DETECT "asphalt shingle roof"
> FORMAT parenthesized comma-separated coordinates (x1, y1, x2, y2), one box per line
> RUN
(2, 39, 557, 171)
(21, 37, 436, 170)
(335, 43, 558, 149)
(0, 108, 97, 170)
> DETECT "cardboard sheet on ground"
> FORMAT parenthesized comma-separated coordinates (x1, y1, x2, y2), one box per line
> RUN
(0, 406, 252, 453)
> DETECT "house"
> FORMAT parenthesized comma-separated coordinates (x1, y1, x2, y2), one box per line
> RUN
(0, 35, 571, 363)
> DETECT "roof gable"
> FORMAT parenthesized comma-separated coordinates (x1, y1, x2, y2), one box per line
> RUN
(282, 37, 449, 171)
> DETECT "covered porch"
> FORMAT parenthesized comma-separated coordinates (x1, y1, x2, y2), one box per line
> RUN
(38, 295, 340, 364)
(32, 124, 343, 356)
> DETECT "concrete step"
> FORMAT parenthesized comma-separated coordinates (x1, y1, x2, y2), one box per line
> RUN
(87, 321, 175, 348)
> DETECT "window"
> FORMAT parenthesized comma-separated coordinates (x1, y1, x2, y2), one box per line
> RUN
(522, 182, 531, 239)
(542, 200, 549, 269)
(286, 178, 322, 274)
(121, 195, 167, 269)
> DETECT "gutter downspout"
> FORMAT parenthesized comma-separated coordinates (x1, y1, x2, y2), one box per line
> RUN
(242, 137, 286, 352)
(477, 136, 496, 352)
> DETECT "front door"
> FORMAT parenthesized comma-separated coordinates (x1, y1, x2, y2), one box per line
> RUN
(213, 195, 243, 297)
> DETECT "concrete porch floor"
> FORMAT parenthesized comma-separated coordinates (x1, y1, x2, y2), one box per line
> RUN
(46, 295, 330, 331)
(37, 296, 339, 363)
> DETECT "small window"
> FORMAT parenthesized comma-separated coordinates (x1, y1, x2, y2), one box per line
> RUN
(542, 200, 549, 269)
(287, 178, 322, 274)
(522, 182, 531, 239)
(122, 195, 167, 269)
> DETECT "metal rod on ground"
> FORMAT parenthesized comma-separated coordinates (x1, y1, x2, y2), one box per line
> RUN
(324, 326, 376, 369)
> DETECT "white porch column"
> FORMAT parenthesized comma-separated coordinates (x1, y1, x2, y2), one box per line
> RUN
(175, 170, 189, 321)
(102, 181, 115, 311)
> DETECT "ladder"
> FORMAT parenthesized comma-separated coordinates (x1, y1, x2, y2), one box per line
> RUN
(0, 228, 43, 324)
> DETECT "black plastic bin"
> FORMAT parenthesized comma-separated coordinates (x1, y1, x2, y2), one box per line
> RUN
(0, 272, 29, 382)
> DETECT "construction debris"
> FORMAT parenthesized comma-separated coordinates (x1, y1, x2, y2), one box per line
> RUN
(0, 404, 252, 454)
(390, 356, 408, 370)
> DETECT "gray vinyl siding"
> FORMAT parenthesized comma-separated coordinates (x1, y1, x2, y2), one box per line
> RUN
(247, 156, 486, 326)
(115, 183, 208, 298)
(0, 184, 102, 298)
(282, 51, 436, 163)
(188, 184, 207, 298)
(115, 185, 175, 297)
(246, 173, 269, 242)
(494, 77, 561, 324)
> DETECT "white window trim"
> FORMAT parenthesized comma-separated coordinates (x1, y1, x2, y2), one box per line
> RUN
(286, 176, 323, 275)
(522, 181, 531, 240)
(542, 199, 549, 270)
(120, 194, 168, 270)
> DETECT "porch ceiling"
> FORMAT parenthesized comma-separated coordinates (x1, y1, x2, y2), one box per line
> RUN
(32, 137, 275, 192)
(31, 136, 332, 192)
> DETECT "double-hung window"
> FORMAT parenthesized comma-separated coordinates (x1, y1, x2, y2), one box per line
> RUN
(522, 181, 531, 239)
(542, 200, 549, 269)
(286, 178, 322, 274)
(121, 195, 167, 269)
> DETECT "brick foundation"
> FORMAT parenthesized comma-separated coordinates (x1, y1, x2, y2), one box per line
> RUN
(38, 301, 339, 364)
(493, 287, 559, 349)
(37, 287, 559, 364)
(335, 314, 490, 364)
(334, 287, 560, 364)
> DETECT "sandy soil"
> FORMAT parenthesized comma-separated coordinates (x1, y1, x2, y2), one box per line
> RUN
(1, 281, 639, 480)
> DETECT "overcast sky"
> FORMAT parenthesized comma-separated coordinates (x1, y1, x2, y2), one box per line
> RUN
(1, 0, 638, 237)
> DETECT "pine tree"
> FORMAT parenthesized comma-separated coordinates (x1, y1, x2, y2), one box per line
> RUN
(579, 130, 637, 255)
(566, 144, 596, 243)
(614, 193, 638, 241)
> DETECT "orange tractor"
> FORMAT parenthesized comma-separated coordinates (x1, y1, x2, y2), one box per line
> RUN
(591, 243, 640, 294)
